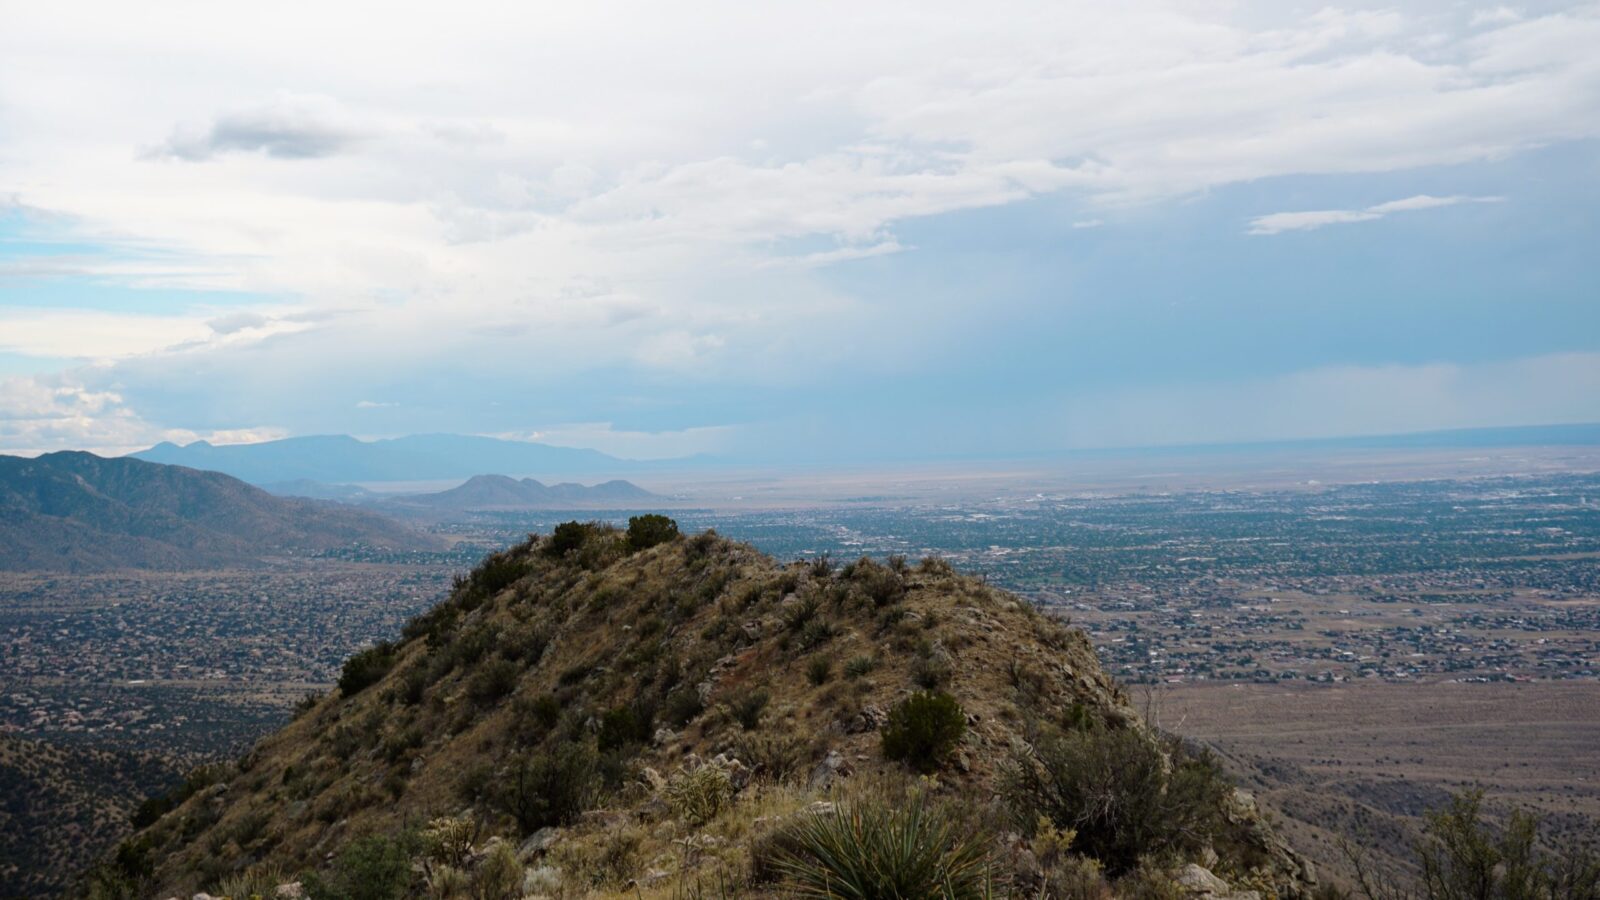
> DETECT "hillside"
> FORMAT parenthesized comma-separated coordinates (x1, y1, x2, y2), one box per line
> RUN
(0, 734, 181, 900)
(97, 523, 1316, 899)
(0, 452, 440, 571)
(388, 474, 659, 512)
(131, 434, 630, 485)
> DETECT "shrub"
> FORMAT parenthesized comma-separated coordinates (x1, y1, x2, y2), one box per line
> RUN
(598, 703, 654, 752)
(419, 815, 478, 869)
(543, 520, 596, 558)
(338, 642, 398, 696)
(213, 864, 287, 900)
(733, 733, 811, 784)
(910, 652, 953, 690)
(467, 657, 520, 704)
(807, 656, 833, 686)
(1003, 724, 1228, 875)
(626, 514, 680, 551)
(495, 743, 600, 834)
(303, 834, 414, 900)
(852, 558, 907, 607)
(467, 551, 528, 598)
(881, 691, 967, 773)
(728, 688, 770, 731)
(664, 764, 733, 826)
(797, 618, 837, 650)
(774, 794, 992, 899)
(663, 687, 705, 728)
(524, 693, 562, 730)
(474, 841, 524, 900)
(844, 655, 877, 680)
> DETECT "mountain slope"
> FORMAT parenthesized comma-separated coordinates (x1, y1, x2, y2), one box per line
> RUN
(0, 734, 181, 900)
(388, 474, 660, 511)
(0, 452, 440, 571)
(131, 434, 629, 484)
(106, 526, 1315, 899)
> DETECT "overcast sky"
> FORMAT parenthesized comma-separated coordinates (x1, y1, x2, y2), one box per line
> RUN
(2, 0, 1597, 460)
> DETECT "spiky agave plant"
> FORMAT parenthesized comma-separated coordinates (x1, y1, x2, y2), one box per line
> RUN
(775, 793, 994, 899)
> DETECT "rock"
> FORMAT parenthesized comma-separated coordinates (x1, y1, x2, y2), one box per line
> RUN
(716, 755, 752, 790)
(806, 801, 837, 815)
(807, 750, 850, 789)
(696, 680, 715, 702)
(844, 704, 886, 734)
(274, 883, 306, 899)
(1175, 863, 1231, 895)
(652, 727, 676, 746)
(741, 620, 763, 641)
(518, 827, 558, 858)
(193, 894, 219, 900)
(640, 766, 668, 790)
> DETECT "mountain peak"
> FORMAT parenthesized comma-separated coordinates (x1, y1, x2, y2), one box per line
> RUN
(115, 525, 1315, 899)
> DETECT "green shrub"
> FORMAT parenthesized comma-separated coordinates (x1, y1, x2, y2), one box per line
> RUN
(843, 655, 877, 680)
(338, 642, 398, 696)
(303, 834, 414, 900)
(598, 703, 654, 752)
(467, 550, 528, 598)
(544, 520, 596, 557)
(213, 864, 287, 900)
(728, 688, 770, 731)
(807, 656, 833, 686)
(626, 514, 680, 551)
(474, 841, 524, 900)
(495, 743, 600, 834)
(774, 794, 992, 899)
(467, 656, 520, 704)
(1003, 724, 1228, 875)
(881, 691, 966, 773)
(733, 733, 811, 784)
(663, 687, 705, 728)
(797, 618, 837, 650)
(664, 764, 733, 826)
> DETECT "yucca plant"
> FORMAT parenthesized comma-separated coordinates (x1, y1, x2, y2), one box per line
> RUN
(775, 794, 994, 899)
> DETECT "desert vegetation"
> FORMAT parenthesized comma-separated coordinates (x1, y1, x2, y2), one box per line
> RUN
(85, 521, 1317, 900)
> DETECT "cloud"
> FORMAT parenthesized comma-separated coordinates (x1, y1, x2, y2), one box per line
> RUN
(506, 422, 737, 459)
(355, 399, 397, 409)
(0, 3, 1596, 452)
(0, 373, 285, 455)
(150, 95, 360, 161)
(1471, 7, 1523, 28)
(1248, 194, 1504, 234)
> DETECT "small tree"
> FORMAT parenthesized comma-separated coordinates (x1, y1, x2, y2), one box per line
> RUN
(543, 521, 594, 557)
(338, 642, 398, 696)
(626, 514, 679, 551)
(881, 691, 966, 772)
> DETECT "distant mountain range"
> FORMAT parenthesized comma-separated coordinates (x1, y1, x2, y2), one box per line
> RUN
(385, 474, 659, 511)
(131, 433, 639, 485)
(0, 452, 441, 572)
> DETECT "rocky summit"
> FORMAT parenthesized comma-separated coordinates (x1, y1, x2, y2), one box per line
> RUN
(91, 521, 1316, 899)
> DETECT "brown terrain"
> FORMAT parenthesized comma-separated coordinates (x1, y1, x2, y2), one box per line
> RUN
(1160, 681, 1600, 884)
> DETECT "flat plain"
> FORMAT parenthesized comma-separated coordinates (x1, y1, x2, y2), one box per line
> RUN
(1161, 681, 1600, 883)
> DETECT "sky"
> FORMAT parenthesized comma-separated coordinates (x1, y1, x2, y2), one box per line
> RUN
(1, 0, 1598, 461)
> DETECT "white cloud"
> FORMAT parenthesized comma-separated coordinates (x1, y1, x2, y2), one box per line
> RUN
(1471, 7, 1523, 28)
(507, 422, 737, 459)
(0, 373, 285, 455)
(1, 2, 1597, 450)
(1248, 194, 1504, 234)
